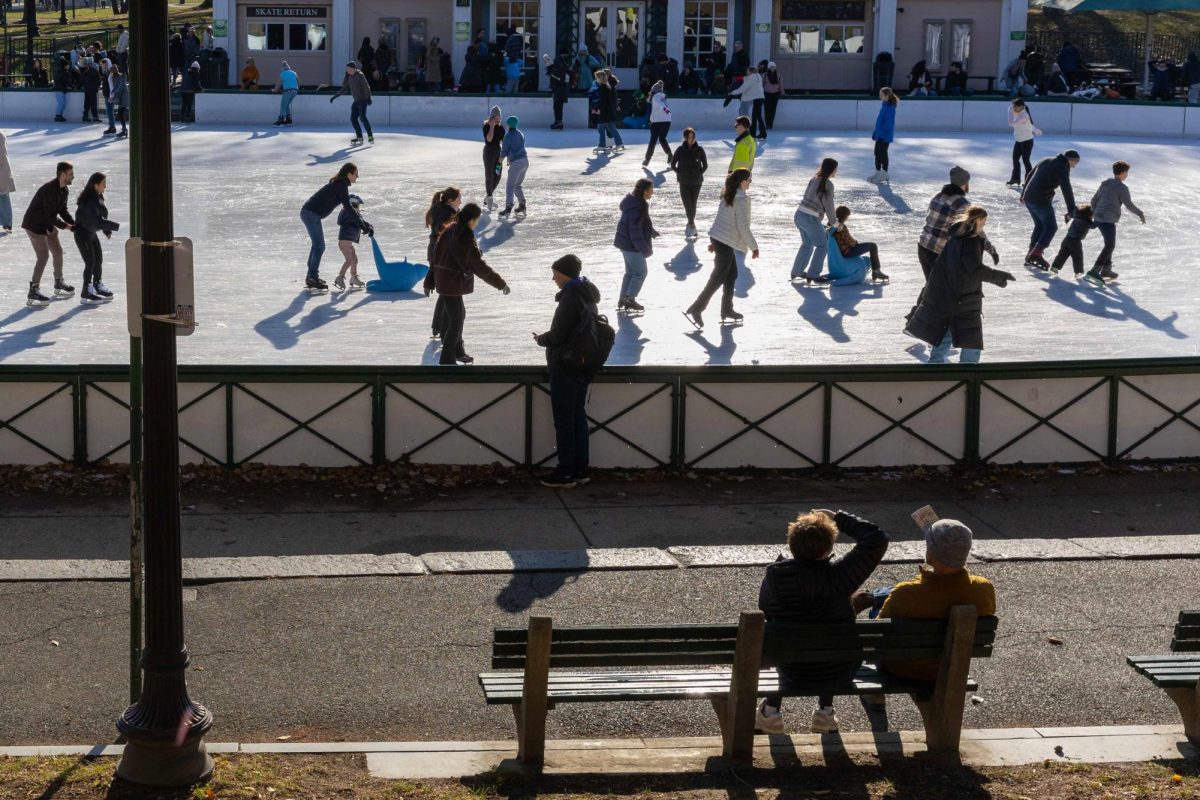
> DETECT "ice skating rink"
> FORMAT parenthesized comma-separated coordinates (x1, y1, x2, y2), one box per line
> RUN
(0, 123, 1194, 366)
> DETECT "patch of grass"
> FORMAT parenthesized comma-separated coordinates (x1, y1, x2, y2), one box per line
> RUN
(2, 0, 211, 41)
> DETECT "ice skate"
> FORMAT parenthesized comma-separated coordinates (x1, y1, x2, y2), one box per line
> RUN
(623, 296, 644, 312)
(80, 286, 103, 305)
(92, 281, 113, 300)
(273, 117, 285, 126)
(349, 275, 365, 290)
(498, 206, 512, 218)
(333, 275, 346, 292)
(305, 277, 328, 294)
(878, 170, 890, 184)
(26, 283, 49, 307)
(350, 137, 363, 146)
(720, 309, 743, 324)
(592, 146, 611, 155)
(115, 130, 128, 139)
(613, 144, 626, 152)
(1083, 270, 1107, 287)
(684, 224, 697, 240)
(103, 126, 117, 135)
(867, 169, 882, 183)
(515, 204, 527, 217)
(485, 195, 496, 211)
(54, 278, 76, 296)
(283, 117, 293, 126)
(550, 121, 563, 130)
(805, 274, 831, 288)
(871, 269, 890, 284)
(368, 134, 375, 144)
(683, 308, 703, 329)
(1100, 266, 1119, 281)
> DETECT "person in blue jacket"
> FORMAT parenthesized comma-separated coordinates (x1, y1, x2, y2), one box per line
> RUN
(868, 87, 897, 184)
(273, 60, 300, 126)
(498, 116, 528, 218)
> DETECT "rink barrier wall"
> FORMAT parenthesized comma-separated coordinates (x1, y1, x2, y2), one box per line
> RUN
(2, 89, 1200, 139)
(2, 359, 1199, 470)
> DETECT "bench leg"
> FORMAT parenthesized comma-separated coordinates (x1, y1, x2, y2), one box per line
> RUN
(1164, 685, 1200, 744)
(710, 697, 730, 741)
(918, 605, 977, 754)
(724, 611, 765, 765)
(515, 617, 552, 768)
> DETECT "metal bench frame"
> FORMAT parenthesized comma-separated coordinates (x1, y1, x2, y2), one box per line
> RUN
(1127, 610, 1200, 744)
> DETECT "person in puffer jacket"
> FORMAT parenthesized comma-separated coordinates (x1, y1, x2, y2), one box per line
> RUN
(613, 178, 658, 313)
(685, 168, 757, 328)
(333, 193, 373, 292)
(643, 80, 673, 168)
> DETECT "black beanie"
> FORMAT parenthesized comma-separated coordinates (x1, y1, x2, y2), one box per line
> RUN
(1064, 149, 1080, 161)
(552, 254, 581, 278)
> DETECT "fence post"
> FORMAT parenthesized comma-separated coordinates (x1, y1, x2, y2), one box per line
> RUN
(1107, 375, 1119, 464)
(73, 375, 87, 467)
(372, 374, 386, 465)
(964, 374, 981, 467)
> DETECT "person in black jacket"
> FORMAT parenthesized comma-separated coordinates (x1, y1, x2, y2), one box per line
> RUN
(333, 193, 373, 292)
(533, 253, 602, 488)
(169, 32, 185, 86)
(79, 59, 101, 123)
(546, 50, 571, 130)
(905, 205, 1015, 364)
(300, 162, 359, 292)
(596, 70, 624, 150)
(424, 187, 462, 338)
(52, 57, 73, 122)
(1019, 149, 1079, 269)
(755, 509, 889, 734)
(670, 128, 707, 238)
(180, 60, 202, 123)
(73, 172, 121, 304)
(21, 162, 77, 306)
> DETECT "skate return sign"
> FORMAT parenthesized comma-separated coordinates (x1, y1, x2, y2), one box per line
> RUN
(246, 6, 327, 16)
(125, 237, 197, 338)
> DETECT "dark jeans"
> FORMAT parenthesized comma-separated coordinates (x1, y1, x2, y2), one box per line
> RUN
(873, 139, 890, 171)
(1094, 222, 1117, 268)
(552, 97, 565, 123)
(74, 231, 102, 286)
(549, 368, 591, 477)
(350, 99, 373, 138)
(644, 121, 672, 164)
(1010, 139, 1034, 184)
(764, 92, 781, 128)
(845, 242, 881, 273)
(689, 239, 738, 315)
(1026, 202, 1057, 250)
(300, 208, 324, 280)
(83, 90, 98, 119)
(180, 91, 194, 121)
(438, 294, 466, 364)
(1051, 236, 1085, 274)
(750, 98, 766, 137)
(679, 182, 701, 226)
(483, 147, 502, 197)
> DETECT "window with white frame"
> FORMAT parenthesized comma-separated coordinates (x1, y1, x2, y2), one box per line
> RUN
(950, 20, 972, 69)
(494, 1, 540, 68)
(683, 1, 728, 69)
(923, 20, 945, 71)
(777, 23, 862, 55)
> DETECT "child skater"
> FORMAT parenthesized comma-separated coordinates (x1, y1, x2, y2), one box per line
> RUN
(74, 171, 121, 305)
(1048, 204, 1094, 277)
(833, 205, 889, 283)
(1085, 160, 1145, 285)
(333, 193, 373, 292)
(867, 87, 898, 184)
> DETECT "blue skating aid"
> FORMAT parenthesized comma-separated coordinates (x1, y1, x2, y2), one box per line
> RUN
(825, 231, 870, 286)
(366, 237, 429, 292)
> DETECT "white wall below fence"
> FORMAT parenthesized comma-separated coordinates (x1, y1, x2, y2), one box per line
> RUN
(1, 90, 1198, 139)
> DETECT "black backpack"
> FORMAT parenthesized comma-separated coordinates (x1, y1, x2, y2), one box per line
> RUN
(560, 302, 614, 375)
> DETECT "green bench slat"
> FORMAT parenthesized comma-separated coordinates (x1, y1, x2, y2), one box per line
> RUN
(493, 638, 738, 658)
(1178, 610, 1200, 626)
(479, 669, 736, 684)
(1174, 625, 1200, 638)
(1128, 654, 1200, 664)
(494, 644, 993, 670)
(1145, 675, 1200, 688)
(493, 624, 738, 643)
(1172, 639, 1200, 652)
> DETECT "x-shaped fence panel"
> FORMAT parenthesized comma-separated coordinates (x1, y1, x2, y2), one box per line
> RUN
(979, 377, 1110, 464)
(0, 381, 73, 464)
(531, 380, 675, 469)
(830, 380, 966, 467)
(84, 381, 227, 466)
(683, 381, 823, 469)
(232, 381, 373, 466)
(1116, 373, 1200, 460)
(386, 382, 527, 465)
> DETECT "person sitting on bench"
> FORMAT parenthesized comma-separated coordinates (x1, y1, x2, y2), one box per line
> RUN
(756, 509, 890, 734)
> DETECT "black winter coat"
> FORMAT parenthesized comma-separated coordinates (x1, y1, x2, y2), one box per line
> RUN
(547, 58, 571, 101)
(597, 81, 619, 122)
(181, 66, 202, 93)
(426, 200, 457, 260)
(53, 65, 72, 91)
(905, 223, 1010, 351)
(21, 179, 75, 235)
(74, 193, 120, 237)
(1021, 154, 1076, 211)
(169, 36, 185, 70)
(669, 141, 707, 186)
(535, 277, 602, 376)
(80, 65, 101, 94)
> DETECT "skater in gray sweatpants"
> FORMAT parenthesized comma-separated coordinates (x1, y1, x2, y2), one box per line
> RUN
(498, 115, 528, 218)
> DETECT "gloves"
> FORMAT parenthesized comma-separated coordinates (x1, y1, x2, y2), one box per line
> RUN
(423, 285, 432, 297)
(990, 250, 1000, 265)
(364, 224, 375, 237)
(329, 96, 335, 103)
(996, 271, 1016, 288)
(501, 285, 511, 295)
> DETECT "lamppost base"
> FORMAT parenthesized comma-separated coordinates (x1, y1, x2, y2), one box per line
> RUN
(114, 736, 214, 788)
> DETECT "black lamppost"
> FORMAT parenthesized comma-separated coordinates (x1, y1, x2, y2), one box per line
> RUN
(58, 0, 66, 26)
(23, 0, 37, 76)
(114, 0, 213, 786)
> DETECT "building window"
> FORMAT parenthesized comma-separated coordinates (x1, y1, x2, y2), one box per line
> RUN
(822, 24, 864, 53)
(951, 20, 972, 69)
(683, 1, 728, 70)
(924, 20, 945, 71)
(778, 23, 861, 55)
(494, 1, 540, 68)
(777, 23, 818, 54)
(247, 21, 324, 51)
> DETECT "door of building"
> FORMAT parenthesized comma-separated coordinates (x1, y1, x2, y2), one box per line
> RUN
(581, 2, 644, 87)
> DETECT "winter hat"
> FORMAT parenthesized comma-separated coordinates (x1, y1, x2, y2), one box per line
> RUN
(489, 104, 502, 118)
(768, 61, 777, 70)
(949, 165, 970, 188)
(506, 115, 520, 128)
(346, 60, 359, 69)
(925, 519, 973, 569)
(543, 53, 552, 65)
(650, 80, 663, 95)
(348, 194, 363, 207)
(552, 254, 582, 279)
(190, 61, 200, 70)
(1064, 149, 1081, 161)
(281, 60, 290, 70)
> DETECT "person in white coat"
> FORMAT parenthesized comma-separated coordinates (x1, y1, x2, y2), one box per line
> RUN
(728, 65, 766, 139)
(1006, 99, 1042, 187)
(642, 80, 673, 168)
(684, 168, 758, 328)
(0, 132, 14, 233)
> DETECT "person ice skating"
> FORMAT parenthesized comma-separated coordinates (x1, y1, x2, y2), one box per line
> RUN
(614, 178, 659, 313)
(73, 172, 121, 305)
(916, 166, 999, 281)
(762, 62, 783, 130)
(106, 66, 129, 138)
(546, 50, 571, 129)
(21, 161, 76, 307)
(729, 115, 756, 173)
(299, 162, 359, 293)
(498, 115, 528, 218)
(533, 253, 603, 488)
(905, 205, 1016, 364)
(330, 61, 373, 145)
(425, 187, 462, 337)
(1048, 204, 1095, 277)
(0, 132, 15, 233)
(868, 87, 897, 183)
(727, 63, 765, 139)
(179, 60, 202, 123)
(670, 127, 707, 239)
(482, 107, 505, 210)
(1085, 160, 1146, 286)
(1006, 99, 1041, 187)
(754, 509, 889, 735)
(596, 69, 624, 152)
(642, 81, 673, 168)
(423, 203, 510, 365)
(333, 193, 373, 293)
(684, 168, 757, 328)
(833, 206, 889, 283)
(273, 61, 300, 126)
(792, 157, 838, 286)
(1020, 149, 1079, 270)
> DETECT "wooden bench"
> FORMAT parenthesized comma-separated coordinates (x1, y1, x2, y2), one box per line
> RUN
(480, 606, 997, 767)
(1127, 610, 1200, 744)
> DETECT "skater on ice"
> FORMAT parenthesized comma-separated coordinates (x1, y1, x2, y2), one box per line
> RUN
(868, 87, 897, 184)
(482, 106, 505, 210)
(498, 116, 528, 218)
(299, 162, 360, 293)
(273, 60, 300, 126)
(792, 157, 838, 286)
(684, 168, 757, 329)
(905, 205, 1016, 364)
(1006, 98, 1040, 187)
(917, 166, 999, 281)
(833, 205, 889, 284)
(333, 193, 373, 293)
(728, 115, 756, 173)
(1019, 149, 1079, 270)
(614, 178, 659, 314)
(330, 61, 374, 145)
(424, 203, 511, 365)
(669, 127, 707, 240)
(0, 131, 14, 233)
(1085, 160, 1145, 286)
(21, 161, 76, 307)
(73, 171, 121, 305)
(425, 187, 462, 336)
(642, 80, 673, 169)
(595, 70, 625, 153)
(1048, 204, 1094, 277)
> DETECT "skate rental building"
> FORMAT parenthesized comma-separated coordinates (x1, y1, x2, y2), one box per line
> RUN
(210, 0, 1027, 92)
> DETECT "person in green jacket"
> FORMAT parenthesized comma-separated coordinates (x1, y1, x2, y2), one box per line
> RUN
(728, 115, 756, 173)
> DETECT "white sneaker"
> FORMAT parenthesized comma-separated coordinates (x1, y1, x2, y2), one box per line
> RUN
(810, 705, 839, 733)
(755, 701, 785, 734)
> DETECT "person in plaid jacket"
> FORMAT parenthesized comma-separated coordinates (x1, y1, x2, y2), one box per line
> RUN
(917, 164, 998, 280)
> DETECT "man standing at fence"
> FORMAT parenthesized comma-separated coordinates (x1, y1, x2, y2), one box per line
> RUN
(114, 25, 129, 72)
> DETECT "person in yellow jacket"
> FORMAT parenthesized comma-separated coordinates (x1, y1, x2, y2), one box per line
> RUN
(728, 115, 756, 173)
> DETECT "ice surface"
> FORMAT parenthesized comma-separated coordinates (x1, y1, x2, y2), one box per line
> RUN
(0, 123, 1194, 367)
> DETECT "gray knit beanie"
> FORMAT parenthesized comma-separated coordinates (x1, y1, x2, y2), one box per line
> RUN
(949, 165, 970, 188)
(925, 519, 973, 569)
